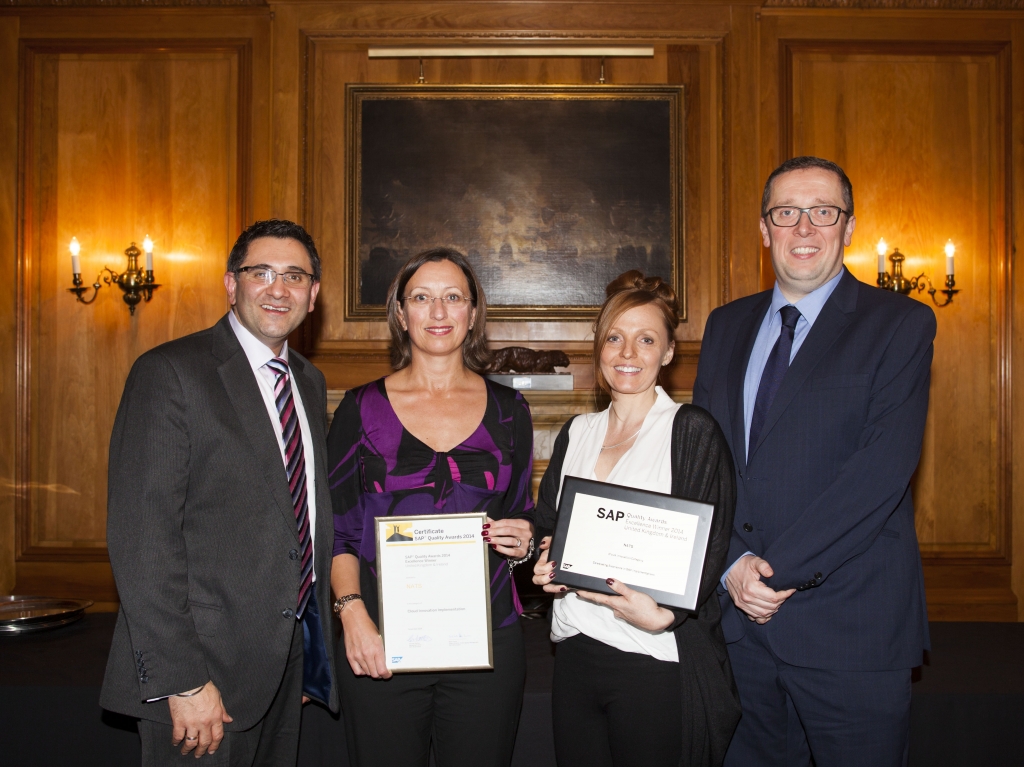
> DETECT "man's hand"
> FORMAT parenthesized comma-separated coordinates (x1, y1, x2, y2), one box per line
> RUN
(169, 681, 233, 757)
(340, 600, 392, 680)
(725, 555, 796, 624)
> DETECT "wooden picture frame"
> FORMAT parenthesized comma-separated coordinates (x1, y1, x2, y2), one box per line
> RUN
(345, 84, 686, 321)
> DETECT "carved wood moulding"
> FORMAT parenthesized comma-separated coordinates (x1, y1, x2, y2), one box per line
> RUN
(3, 0, 266, 6)
(765, 0, 1024, 8)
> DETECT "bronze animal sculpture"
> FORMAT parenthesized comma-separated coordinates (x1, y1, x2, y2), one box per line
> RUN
(487, 346, 571, 374)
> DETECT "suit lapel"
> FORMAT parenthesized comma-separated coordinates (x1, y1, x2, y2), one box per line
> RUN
(727, 293, 772, 468)
(213, 317, 300, 544)
(748, 270, 859, 459)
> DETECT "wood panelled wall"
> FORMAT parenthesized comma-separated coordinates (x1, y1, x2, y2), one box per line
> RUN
(1, 1, 1023, 620)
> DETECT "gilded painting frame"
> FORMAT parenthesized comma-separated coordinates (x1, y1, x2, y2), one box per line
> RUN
(346, 83, 686, 321)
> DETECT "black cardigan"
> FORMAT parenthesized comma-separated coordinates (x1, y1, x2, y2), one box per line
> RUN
(535, 404, 742, 767)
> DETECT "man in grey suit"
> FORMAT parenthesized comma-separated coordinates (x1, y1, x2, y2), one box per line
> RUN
(100, 220, 339, 765)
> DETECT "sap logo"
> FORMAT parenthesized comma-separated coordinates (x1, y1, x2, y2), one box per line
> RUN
(391, 656, 403, 664)
(596, 507, 624, 522)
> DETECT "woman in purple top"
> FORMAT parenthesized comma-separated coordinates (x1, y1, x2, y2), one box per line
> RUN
(327, 247, 535, 767)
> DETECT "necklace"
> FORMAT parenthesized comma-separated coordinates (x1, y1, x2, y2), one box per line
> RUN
(600, 425, 643, 450)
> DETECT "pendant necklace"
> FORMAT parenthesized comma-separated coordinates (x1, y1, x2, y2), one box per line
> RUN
(601, 425, 643, 450)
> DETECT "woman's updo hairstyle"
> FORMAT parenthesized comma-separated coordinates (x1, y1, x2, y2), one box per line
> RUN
(592, 270, 679, 394)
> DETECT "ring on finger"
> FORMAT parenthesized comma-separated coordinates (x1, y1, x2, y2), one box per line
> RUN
(186, 736, 198, 742)
(515, 537, 522, 548)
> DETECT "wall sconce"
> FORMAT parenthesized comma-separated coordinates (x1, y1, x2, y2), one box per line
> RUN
(876, 238, 959, 308)
(67, 237, 161, 315)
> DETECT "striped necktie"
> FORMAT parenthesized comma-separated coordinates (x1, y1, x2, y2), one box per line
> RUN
(265, 357, 313, 619)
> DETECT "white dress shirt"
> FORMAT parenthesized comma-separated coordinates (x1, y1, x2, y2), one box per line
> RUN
(549, 386, 681, 662)
(229, 310, 318, 569)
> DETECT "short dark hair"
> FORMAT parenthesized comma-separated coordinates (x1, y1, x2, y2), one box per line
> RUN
(386, 248, 491, 373)
(761, 156, 854, 218)
(226, 219, 322, 282)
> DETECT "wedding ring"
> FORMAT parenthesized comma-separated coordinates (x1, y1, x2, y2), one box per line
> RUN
(186, 736, 198, 742)
(515, 538, 522, 548)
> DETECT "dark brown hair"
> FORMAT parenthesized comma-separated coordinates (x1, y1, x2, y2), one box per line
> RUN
(227, 219, 321, 281)
(592, 270, 679, 394)
(386, 248, 492, 372)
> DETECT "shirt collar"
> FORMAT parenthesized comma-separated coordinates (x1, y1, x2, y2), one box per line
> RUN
(770, 266, 845, 324)
(228, 309, 288, 373)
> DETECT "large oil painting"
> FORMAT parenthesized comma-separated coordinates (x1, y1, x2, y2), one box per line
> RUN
(346, 84, 685, 320)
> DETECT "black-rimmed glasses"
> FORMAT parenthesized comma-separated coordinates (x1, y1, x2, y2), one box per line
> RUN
(765, 205, 849, 227)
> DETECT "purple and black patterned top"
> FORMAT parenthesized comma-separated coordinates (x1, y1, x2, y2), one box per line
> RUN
(328, 377, 535, 630)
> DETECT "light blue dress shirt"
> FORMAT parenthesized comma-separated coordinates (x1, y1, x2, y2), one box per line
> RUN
(722, 266, 845, 586)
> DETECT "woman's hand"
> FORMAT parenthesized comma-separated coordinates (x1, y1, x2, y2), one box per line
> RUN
(575, 578, 675, 632)
(484, 516, 534, 560)
(531, 536, 565, 594)
(339, 601, 392, 680)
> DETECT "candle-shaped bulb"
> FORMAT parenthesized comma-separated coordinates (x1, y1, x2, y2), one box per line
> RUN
(143, 235, 154, 272)
(70, 237, 81, 275)
(877, 238, 887, 273)
(945, 239, 955, 276)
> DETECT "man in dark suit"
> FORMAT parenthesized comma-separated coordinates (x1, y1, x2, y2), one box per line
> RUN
(692, 157, 934, 767)
(100, 220, 338, 765)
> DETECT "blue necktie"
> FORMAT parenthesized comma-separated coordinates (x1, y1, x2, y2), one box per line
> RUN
(748, 305, 801, 460)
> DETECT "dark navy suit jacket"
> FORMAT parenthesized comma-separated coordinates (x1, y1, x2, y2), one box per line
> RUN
(692, 268, 934, 671)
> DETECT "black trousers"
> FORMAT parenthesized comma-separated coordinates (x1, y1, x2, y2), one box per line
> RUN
(337, 621, 526, 767)
(138, 615, 304, 767)
(724, 629, 911, 767)
(552, 633, 682, 767)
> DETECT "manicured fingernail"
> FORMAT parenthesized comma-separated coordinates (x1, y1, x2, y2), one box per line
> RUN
(491, 544, 497, 550)
(549, 572, 556, 579)
(483, 523, 490, 528)
(549, 562, 557, 568)
(560, 587, 568, 592)
(483, 537, 491, 542)
(606, 578, 615, 585)
(480, 530, 487, 536)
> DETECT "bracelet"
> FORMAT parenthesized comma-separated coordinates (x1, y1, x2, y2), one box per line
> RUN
(507, 537, 535, 571)
(333, 594, 363, 615)
(175, 683, 206, 698)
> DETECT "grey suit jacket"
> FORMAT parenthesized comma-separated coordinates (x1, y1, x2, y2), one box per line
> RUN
(99, 313, 339, 728)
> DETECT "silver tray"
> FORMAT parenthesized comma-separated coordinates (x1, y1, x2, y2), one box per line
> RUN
(0, 595, 94, 634)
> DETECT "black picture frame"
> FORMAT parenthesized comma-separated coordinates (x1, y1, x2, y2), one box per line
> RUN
(548, 475, 714, 612)
(345, 84, 686, 321)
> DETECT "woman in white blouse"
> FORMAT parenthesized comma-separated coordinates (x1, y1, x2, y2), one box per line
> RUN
(533, 271, 741, 767)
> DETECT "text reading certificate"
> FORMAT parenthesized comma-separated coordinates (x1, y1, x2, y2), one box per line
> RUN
(552, 477, 714, 610)
(375, 513, 493, 672)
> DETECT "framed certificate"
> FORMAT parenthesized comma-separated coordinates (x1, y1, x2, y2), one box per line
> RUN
(375, 513, 493, 672)
(549, 476, 715, 612)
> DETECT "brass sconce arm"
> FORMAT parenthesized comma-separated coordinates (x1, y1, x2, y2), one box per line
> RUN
(68, 272, 103, 304)
(910, 273, 958, 308)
